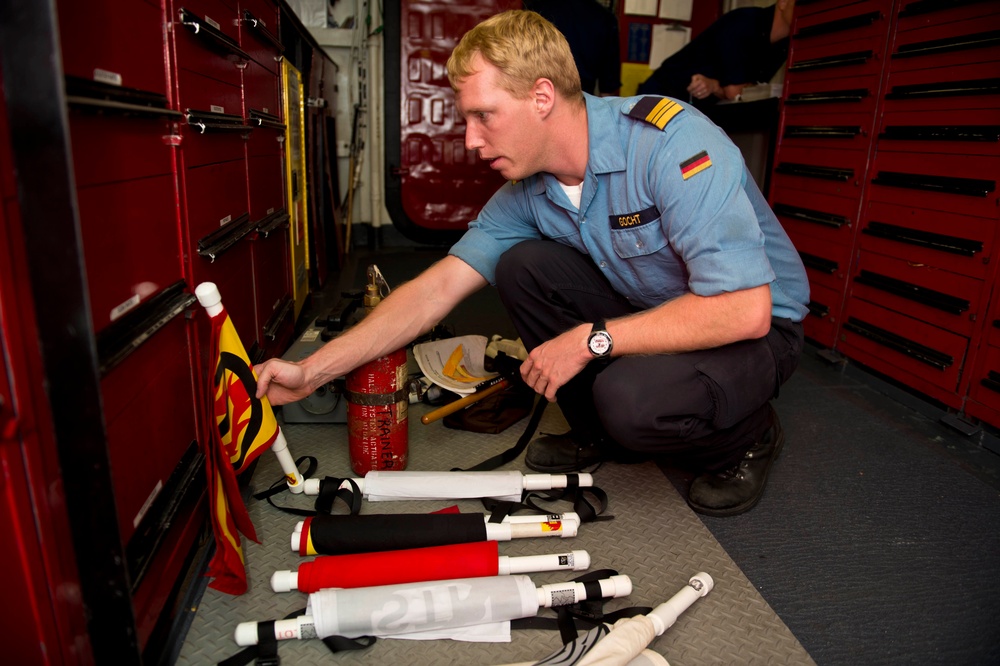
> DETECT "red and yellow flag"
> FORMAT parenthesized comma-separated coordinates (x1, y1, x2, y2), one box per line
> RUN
(204, 309, 279, 594)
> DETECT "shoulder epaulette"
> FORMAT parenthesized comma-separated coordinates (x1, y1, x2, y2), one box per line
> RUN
(627, 96, 684, 130)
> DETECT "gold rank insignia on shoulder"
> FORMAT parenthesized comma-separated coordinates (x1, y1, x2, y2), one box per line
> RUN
(510, 180, 519, 186)
(628, 96, 684, 130)
(680, 150, 712, 180)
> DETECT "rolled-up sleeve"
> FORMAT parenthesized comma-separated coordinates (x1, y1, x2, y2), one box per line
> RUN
(448, 183, 543, 284)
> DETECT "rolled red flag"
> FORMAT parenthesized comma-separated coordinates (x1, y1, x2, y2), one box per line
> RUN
(272, 541, 591, 592)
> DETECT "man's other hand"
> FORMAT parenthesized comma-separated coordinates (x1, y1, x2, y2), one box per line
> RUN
(520, 324, 592, 402)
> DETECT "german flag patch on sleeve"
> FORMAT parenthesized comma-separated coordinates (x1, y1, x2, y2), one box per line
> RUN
(680, 150, 712, 180)
(627, 96, 684, 130)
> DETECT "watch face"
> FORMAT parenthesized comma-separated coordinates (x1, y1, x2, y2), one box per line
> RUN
(589, 331, 612, 356)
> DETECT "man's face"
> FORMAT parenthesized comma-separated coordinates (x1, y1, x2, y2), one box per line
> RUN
(454, 55, 545, 181)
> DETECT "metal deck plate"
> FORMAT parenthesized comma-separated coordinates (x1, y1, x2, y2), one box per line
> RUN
(176, 403, 814, 665)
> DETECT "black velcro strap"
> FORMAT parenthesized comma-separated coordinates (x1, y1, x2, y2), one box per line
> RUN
(451, 395, 548, 472)
(320, 634, 377, 653)
(219, 609, 376, 666)
(252, 455, 318, 502)
(314, 476, 362, 515)
(581, 579, 604, 601)
(255, 621, 278, 666)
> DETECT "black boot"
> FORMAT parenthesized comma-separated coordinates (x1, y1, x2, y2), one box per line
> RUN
(687, 406, 785, 517)
(524, 431, 607, 473)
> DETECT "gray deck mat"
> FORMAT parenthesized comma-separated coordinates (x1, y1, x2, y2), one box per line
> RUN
(176, 403, 814, 665)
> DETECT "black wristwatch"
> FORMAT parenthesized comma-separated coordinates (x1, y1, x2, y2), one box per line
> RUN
(587, 320, 613, 359)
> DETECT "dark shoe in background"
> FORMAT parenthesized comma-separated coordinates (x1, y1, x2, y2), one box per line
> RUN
(687, 406, 785, 517)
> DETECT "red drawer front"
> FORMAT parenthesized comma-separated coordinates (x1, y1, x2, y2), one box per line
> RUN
(792, 1, 890, 50)
(840, 297, 969, 399)
(247, 125, 284, 158)
(868, 150, 999, 218)
(69, 114, 175, 188)
(170, 0, 244, 89)
(182, 159, 250, 241)
(859, 200, 995, 281)
(985, 291, 1000, 347)
(889, 12, 1000, 74)
(774, 187, 859, 246)
(787, 37, 886, 83)
(250, 230, 290, 351)
(243, 59, 281, 120)
(783, 74, 881, 117)
(851, 249, 984, 337)
(789, 232, 852, 294)
(247, 153, 285, 218)
(176, 68, 247, 168)
(772, 144, 868, 198)
(965, 343, 1000, 415)
(59, 0, 167, 96)
(238, 0, 282, 74)
(876, 106, 1000, 157)
(189, 238, 258, 346)
(101, 314, 197, 544)
(882, 60, 1000, 115)
(780, 109, 876, 152)
(804, 280, 844, 348)
(897, 0, 1000, 33)
(77, 176, 185, 332)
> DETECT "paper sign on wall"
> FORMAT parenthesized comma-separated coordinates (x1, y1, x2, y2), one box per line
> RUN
(624, 0, 658, 17)
(659, 0, 692, 20)
(649, 24, 690, 68)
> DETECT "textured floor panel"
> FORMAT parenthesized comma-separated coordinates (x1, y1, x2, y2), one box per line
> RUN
(176, 403, 813, 665)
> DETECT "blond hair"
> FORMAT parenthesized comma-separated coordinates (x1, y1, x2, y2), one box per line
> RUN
(447, 10, 583, 102)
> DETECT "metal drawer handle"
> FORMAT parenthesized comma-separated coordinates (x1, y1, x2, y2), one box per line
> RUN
(789, 50, 873, 72)
(774, 203, 848, 228)
(894, 29, 1000, 59)
(96, 282, 195, 376)
(854, 270, 970, 314)
(798, 251, 839, 274)
(776, 162, 853, 181)
(197, 213, 254, 262)
(795, 11, 881, 39)
(871, 171, 996, 197)
(786, 88, 869, 104)
(843, 317, 953, 369)
(863, 221, 982, 257)
(178, 7, 250, 62)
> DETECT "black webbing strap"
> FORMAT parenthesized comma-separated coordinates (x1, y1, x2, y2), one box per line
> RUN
(510, 569, 652, 645)
(451, 394, 548, 472)
(252, 455, 363, 517)
(252, 455, 317, 504)
(480, 475, 612, 524)
(219, 609, 375, 666)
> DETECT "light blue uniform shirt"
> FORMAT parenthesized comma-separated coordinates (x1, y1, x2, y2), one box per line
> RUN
(449, 93, 810, 322)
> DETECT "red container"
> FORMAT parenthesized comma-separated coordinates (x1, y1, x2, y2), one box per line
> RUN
(346, 348, 409, 475)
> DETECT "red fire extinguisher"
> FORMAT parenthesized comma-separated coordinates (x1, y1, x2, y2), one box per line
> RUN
(345, 265, 409, 475)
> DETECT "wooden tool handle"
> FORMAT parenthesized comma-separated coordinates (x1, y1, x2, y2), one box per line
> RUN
(420, 379, 510, 425)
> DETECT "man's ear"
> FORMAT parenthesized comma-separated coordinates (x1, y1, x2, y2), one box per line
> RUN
(532, 77, 556, 116)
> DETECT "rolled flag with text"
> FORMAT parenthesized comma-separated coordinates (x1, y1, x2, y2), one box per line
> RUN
(271, 541, 591, 592)
(292, 512, 581, 556)
(301, 470, 595, 502)
(195, 282, 305, 594)
(235, 573, 633, 644)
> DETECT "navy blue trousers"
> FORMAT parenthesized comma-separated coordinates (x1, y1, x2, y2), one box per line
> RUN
(495, 240, 804, 472)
